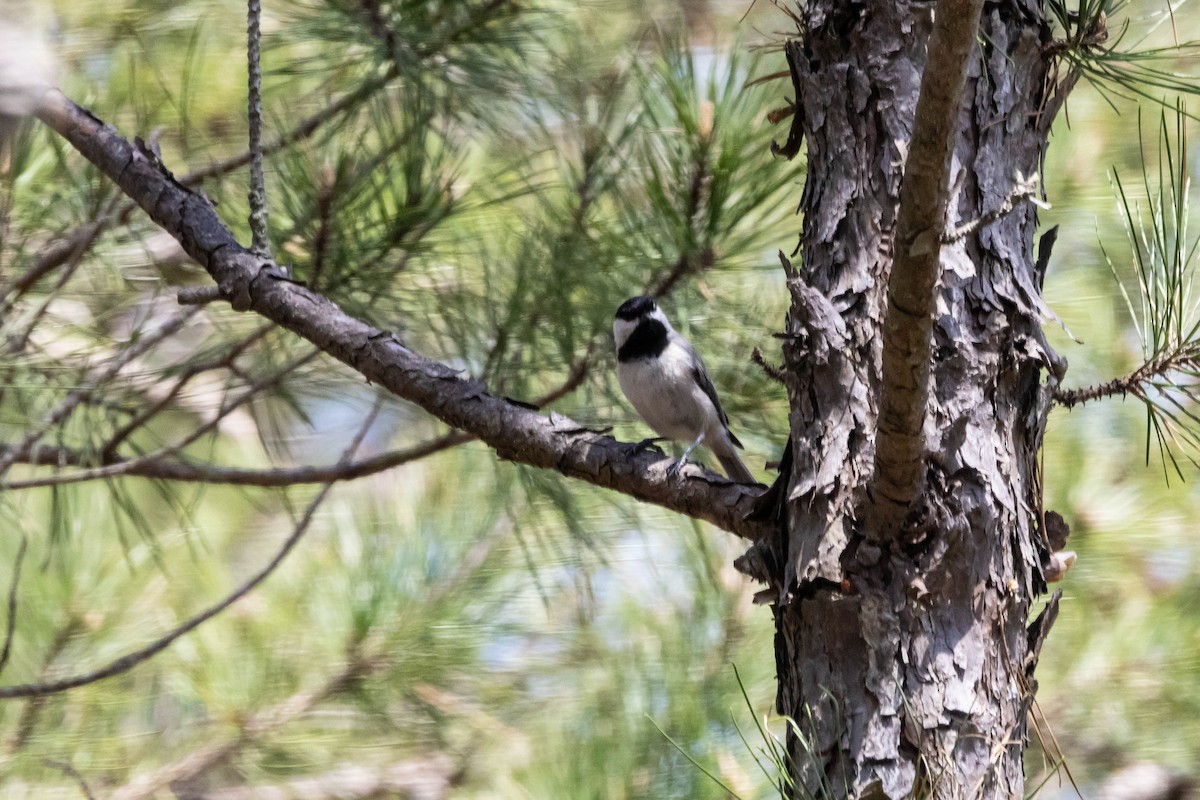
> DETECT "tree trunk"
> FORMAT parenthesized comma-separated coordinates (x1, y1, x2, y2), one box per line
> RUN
(764, 2, 1066, 796)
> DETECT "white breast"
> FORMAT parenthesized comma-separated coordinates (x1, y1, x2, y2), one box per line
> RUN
(617, 339, 722, 444)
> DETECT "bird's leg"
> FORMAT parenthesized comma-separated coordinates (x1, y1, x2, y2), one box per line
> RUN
(668, 432, 705, 479)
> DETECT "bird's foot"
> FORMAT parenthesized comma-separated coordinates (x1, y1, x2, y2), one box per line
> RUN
(666, 457, 690, 480)
(628, 437, 666, 457)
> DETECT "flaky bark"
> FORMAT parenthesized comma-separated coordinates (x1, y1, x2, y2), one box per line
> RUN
(32, 90, 771, 542)
(759, 1, 1069, 796)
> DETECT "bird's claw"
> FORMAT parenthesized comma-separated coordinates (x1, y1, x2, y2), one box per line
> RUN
(666, 458, 688, 480)
(628, 437, 666, 457)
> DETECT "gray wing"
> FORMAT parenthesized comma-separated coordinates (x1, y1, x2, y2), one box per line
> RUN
(686, 342, 744, 449)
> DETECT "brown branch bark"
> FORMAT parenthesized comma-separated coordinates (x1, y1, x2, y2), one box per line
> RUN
(31, 90, 769, 540)
(1053, 347, 1200, 409)
(870, 0, 985, 528)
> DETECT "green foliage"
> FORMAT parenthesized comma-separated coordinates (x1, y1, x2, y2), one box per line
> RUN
(0, 0, 793, 796)
(1046, 0, 1200, 112)
(5, 0, 1200, 797)
(1103, 105, 1200, 476)
(1037, 68, 1200, 790)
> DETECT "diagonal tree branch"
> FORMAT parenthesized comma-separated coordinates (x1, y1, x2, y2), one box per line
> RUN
(870, 0, 984, 531)
(32, 90, 770, 541)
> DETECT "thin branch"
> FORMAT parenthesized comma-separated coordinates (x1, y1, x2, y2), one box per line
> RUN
(177, 286, 225, 305)
(0, 537, 28, 679)
(750, 346, 788, 386)
(0, 194, 118, 313)
(3, 432, 470, 489)
(1, 195, 108, 353)
(245, 0, 271, 259)
(307, 169, 336, 288)
(1052, 347, 1199, 408)
(2, 347, 320, 490)
(5, 320, 606, 490)
(100, 320, 277, 459)
(42, 759, 97, 800)
(0, 402, 379, 700)
(181, 69, 397, 186)
(530, 340, 600, 409)
(32, 89, 770, 539)
(870, 0, 985, 530)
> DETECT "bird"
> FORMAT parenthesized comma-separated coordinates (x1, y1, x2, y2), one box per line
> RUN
(612, 295, 756, 483)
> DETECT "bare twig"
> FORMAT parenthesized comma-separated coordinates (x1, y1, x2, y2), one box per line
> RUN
(308, 168, 336, 288)
(4, 432, 470, 489)
(0, 193, 119, 313)
(0, 537, 28, 679)
(750, 346, 788, 385)
(6, 317, 610, 491)
(177, 286, 225, 305)
(1, 194, 113, 353)
(100, 321, 277, 459)
(1053, 348, 1200, 408)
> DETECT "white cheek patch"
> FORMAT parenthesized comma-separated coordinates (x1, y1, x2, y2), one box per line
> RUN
(613, 317, 638, 349)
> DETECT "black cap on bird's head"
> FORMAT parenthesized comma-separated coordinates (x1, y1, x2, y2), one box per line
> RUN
(615, 295, 657, 321)
(613, 295, 671, 358)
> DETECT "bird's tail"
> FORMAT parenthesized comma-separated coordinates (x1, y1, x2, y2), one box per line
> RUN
(717, 450, 757, 485)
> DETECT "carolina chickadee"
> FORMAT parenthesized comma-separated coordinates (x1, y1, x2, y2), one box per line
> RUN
(613, 296, 756, 484)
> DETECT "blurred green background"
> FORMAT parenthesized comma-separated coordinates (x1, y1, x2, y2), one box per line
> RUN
(0, 1, 1198, 798)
